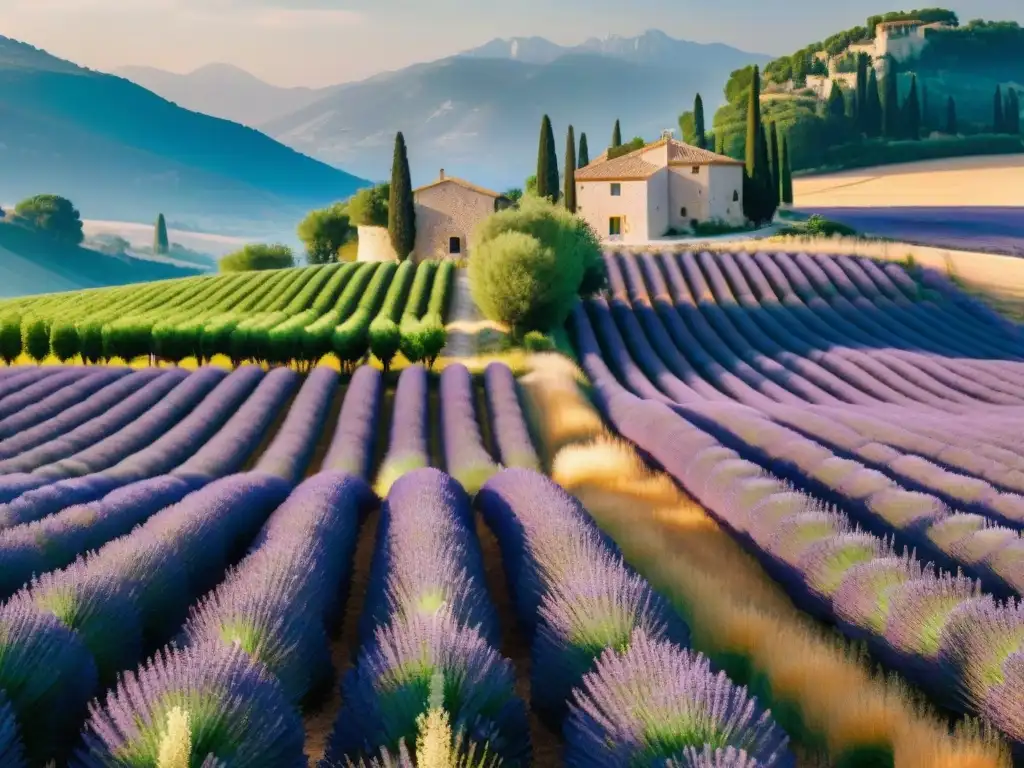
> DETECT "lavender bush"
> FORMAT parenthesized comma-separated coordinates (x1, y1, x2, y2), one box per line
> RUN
(440, 364, 497, 494)
(321, 365, 382, 479)
(375, 365, 429, 495)
(483, 362, 540, 471)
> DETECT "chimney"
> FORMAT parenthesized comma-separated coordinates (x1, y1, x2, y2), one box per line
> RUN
(439, 169, 445, 180)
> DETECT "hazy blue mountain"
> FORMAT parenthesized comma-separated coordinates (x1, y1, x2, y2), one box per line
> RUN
(263, 32, 770, 189)
(0, 36, 368, 230)
(114, 62, 329, 126)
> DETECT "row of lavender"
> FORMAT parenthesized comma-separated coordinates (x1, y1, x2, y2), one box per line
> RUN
(602, 250, 1024, 411)
(572, 302, 1024, 757)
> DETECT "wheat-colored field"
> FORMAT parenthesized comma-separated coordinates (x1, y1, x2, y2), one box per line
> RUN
(794, 154, 1024, 207)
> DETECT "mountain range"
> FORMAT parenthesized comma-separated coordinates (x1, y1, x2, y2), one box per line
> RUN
(0, 36, 368, 232)
(119, 30, 770, 190)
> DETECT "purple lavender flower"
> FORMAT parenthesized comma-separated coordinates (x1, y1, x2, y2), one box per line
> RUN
(0, 600, 98, 763)
(745, 493, 829, 547)
(937, 597, 1024, 712)
(990, 540, 1024, 596)
(532, 553, 689, 724)
(721, 477, 789, 533)
(321, 365, 383, 480)
(927, 513, 989, 552)
(836, 468, 896, 500)
(440, 364, 497, 494)
(764, 510, 847, 566)
(483, 362, 540, 471)
(0, 367, 128, 440)
(254, 366, 339, 483)
(948, 526, 1019, 567)
(668, 746, 760, 768)
(185, 472, 374, 704)
(0, 368, 195, 472)
(832, 555, 929, 636)
(564, 630, 792, 767)
(72, 643, 307, 768)
(884, 573, 981, 660)
(376, 365, 429, 494)
(983, 651, 1024, 744)
(362, 468, 498, 647)
(0, 368, 94, 422)
(865, 489, 948, 531)
(324, 613, 530, 767)
(797, 532, 888, 598)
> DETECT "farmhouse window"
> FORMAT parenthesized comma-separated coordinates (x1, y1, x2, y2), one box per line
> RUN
(680, 207, 687, 217)
(610, 183, 621, 196)
(691, 166, 700, 174)
(449, 236, 461, 255)
(733, 190, 739, 202)
(609, 217, 622, 236)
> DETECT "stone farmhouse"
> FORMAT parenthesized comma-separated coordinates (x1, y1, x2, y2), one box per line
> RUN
(575, 133, 745, 244)
(357, 170, 512, 262)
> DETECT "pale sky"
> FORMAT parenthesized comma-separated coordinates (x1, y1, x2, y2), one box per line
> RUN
(1, 0, 1022, 88)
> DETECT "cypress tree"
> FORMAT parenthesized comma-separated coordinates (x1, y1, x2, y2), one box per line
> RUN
(388, 131, 416, 260)
(855, 54, 868, 132)
(780, 134, 793, 205)
(882, 71, 899, 139)
(536, 114, 559, 202)
(154, 213, 169, 255)
(946, 96, 958, 135)
(694, 94, 706, 149)
(904, 75, 921, 140)
(743, 65, 774, 223)
(578, 132, 590, 168)
(612, 119, 622, 148)
(994, 85, 1005, 133)
(866, 69, 882, 137)
(564, 125, 577, 213)
(745, 66, 762, 176)
(769, 122, 781, 210)
(827, 81, 846, 120)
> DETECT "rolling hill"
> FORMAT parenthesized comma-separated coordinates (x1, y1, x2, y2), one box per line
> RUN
(0, 220, 201, 298)
(0, 36, 369, 231)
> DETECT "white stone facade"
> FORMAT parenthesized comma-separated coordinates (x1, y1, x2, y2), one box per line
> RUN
(411, 173, 507, 262)
(356, 226, 398, 262)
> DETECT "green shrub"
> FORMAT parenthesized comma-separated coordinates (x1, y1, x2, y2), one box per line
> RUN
(470, 197, 601, 335)
(49, 321, 80, 362)
(523, 330, 556, 352)
(691, 219, 755, 236)
(402, 261, 438, 322)
(426, 260, 455, 319)
(416, 315, 447, 370)
(0, 315, 22, 364)
(22, 316, 50, 362)
(369, 317, 402, 371)
(220, 243, 294, 272)
(399, 319, 425, 363)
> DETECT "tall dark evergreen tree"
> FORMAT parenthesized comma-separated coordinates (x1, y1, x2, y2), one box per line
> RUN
(855, 54, 868, 132)
(904, 75, 921, 140)
(694, 94, 707, 149)
(827, 81, 846, 120)
(780, 134, 793, 205)
(612, 119, 622, 148)
(882, 71, 900, 139)
(866, 69, 882, 137)
(564, 125, 577, 213)
(154, 213, 169, 255)
(769, 122, 781, 210)
(994, 85, 1005, 133)
(536, 115, 560, 202)
(578, 133, 590, 168)
(743, 66, 774, 223)
(946, 96, 958, 135)
(388, 132, 416, 260)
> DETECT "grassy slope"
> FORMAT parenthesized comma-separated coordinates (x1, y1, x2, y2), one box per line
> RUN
(0, 221, 200, 298)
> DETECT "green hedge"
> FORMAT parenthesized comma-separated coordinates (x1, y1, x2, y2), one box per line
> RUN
(804, 134, 1024, 176)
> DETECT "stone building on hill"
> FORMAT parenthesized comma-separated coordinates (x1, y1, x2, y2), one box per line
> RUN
(357, 170, 512, 262)
(574, 133, 745, 244)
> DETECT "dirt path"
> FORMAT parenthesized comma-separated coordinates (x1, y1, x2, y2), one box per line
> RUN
(443, 272, 509, 358)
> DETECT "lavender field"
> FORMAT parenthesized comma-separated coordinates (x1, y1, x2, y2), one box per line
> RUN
(1, 249, 1024, 766)
(572, 249, 1024, 765)
(801, 206, 1024, 256)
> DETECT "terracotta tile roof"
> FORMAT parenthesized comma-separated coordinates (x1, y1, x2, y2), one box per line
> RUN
(665, 139, 744, 166)
(414, 176, 502, 198)
(876, 19, 923, 29)
(574, 151, 660, 180)
(576, 136, 741, 181)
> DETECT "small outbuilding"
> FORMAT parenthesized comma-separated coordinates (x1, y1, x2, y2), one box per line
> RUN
(412, 170, 512, 261)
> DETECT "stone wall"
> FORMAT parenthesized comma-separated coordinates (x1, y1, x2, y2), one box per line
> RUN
(356, 226, 398, 262)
